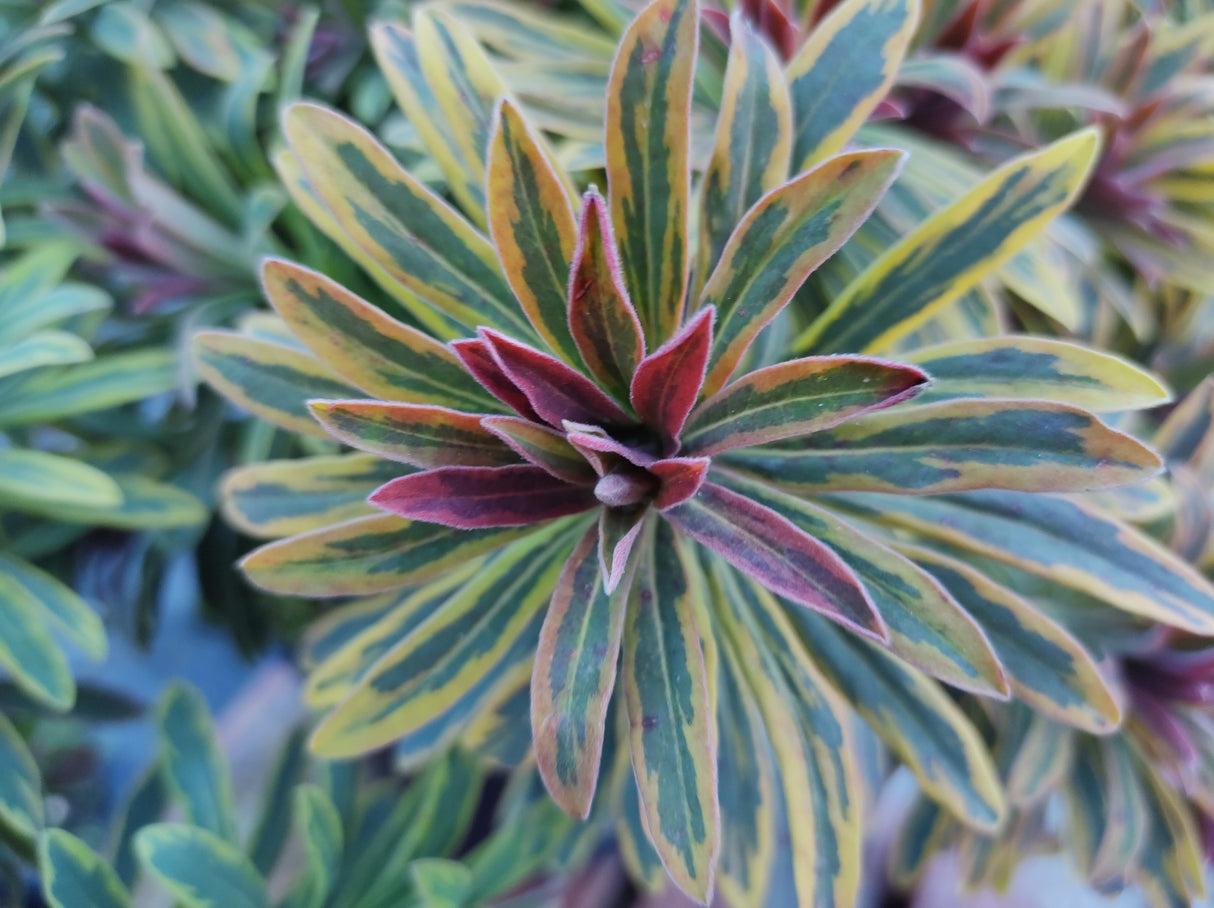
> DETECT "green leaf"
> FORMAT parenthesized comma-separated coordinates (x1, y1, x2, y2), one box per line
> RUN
(220, 454, 402, 539)
(697, 150, 904, 397)
(487, 99, 581, 364)
(622, 521, 719, 904)
(887, 795, 951, 887)
(533, 524, 630, 818)
(0, 574, 72, 710)
(135, 824, 267, 908)
(62, 474, 207, 530)
(261, 258, 496, 411)
(687, 355, 925, 455)
(0, 449, 122, 519)
(194, 331, 355, 438)
(729, 399, 1161, 494)
(719, 473, 1007, 697)
(109, 766, 167, 888)
(0, 554, 105, 660)
(0, 282, 110, 346)
(409, 859, 472, 908)
(0, 713, 42, 841)
(0, 331, 92, 379)
(0, 349, 177, 427)
(157, 682, 236, 842)
(283, 103, 532, 340)
(786, 0, 918, 170)
(902, 336, 1172, 413)
(902, 545, 1121, 733)
(241, 514, 526, 597)
(855, 490, 1214, 634)
(1003, 711, 1073, 807)
(311, 522, 573, 759)
(248, 729, 306, 876)
(698, 13, 791, 289)
(290, 785, 342, 908)
(797, 129, 1101, 354)
(606, 0, 698, 342)
(0, 243, 83, 345)
(39, 829, 130, 908)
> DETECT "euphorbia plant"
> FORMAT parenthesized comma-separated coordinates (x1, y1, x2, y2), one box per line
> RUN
(195, 0, 1214, 903)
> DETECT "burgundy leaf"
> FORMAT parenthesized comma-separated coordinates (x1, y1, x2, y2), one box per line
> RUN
(568, 187, 646, 399)
(369, 464, 597, 528)
(564, 425, 657, 469)
(480, 328, 634, 428)
(651, 457, 711, 510)
(451, 338, 542, 422)
(664, 481, 887, 641)
(630, 306, 714, 454)
(600, 507, 648, 592)
(482, 415, 598, 485)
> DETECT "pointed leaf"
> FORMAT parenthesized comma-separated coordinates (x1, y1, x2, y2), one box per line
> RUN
(40, 829, 131, 908)
(666, 481, 885, 640)
(903, 544, 1121, 734)
(786, 0, 918, 170)
(241, 513, 526, 596)
(451, 338, 542, 422)
(135, 824, 267, 908)
(0, 330, 92, 380)
(651, 457, 710, 509)
(481, 328, 633, 426)
(698, 151, 904, 397)
(720, 472, 1008, 696)
(282, 103, 532, 340)
(730, 399, 1162, 494)
(0, 450, 121, 519)
(600, 506, 648, 591)
(311, 524, 571, 758)
(1004, 712, 1073, 807)
(534, 524, 631, 817)
(787, 607, 1006, 832)
(488, 100, 581, 364)
(482, 415, 597, 484)
(699, 13, 792, 287)
(856, 490, 1214, 634)
(290, 785, 342, 908)
(220, 454, 402, 539)
(903, 336, 1172, 413)
(0, 712, 42, 840)
(797, 129, 1102, 354)
(606, 0, 698, 341)
(193, 331, 355, 439)
(1155, 376, 1214, 469)
(309, 401, 516, 468)
(0, 574, 72, 711)
(630, 306, 713, 451)
(370, 464, 596, 528)
(687, 355, 927, 455)
(568, 186, 645, 398)
(0, 555, 104, 660)
(157, 682, 236, 842)
(262, 258, 496, 411)
(623, 521, 720, 903)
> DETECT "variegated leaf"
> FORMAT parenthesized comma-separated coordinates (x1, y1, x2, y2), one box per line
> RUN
(606, 0, 697, 342)
(797, 129, 1101, 354)
(0, 573, 72, 710)
(533, 524, 632, 817)
(39, 830, 131, 908)
(786, 0, 918, 170)
(698, 151, 904, 397)
(135, 824, 267, 908)
(729, 399, 1161, 494)
(0, 712, 42, 841)
(623, 521, 720, 903)
(0, 555, 105, 661)
(241, 513, 526, 596)
(157, 682, 236, 842)
(193, 331, 355, 439)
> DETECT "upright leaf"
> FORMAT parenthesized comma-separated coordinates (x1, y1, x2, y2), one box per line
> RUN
(0, 713, 42, 841)
(487, 100, 581, 364)
(786, 0, 918, 169)
(135, 824, 267, 908)
(157, 682, 236, 842)
(39, 830, 130, 908)
(630, 306, 713, 452)
(606, 0, 698, 341)
(623, 522, 720, 903)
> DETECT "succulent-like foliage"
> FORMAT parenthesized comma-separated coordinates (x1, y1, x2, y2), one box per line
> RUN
(192, 0, 1214, 903)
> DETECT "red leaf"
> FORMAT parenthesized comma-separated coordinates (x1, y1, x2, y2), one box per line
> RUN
(369, 464, 597, 528)
(651, 457, 711, 510)
(564, 424, 656, 469)
(568, 187, 646, 399)
(451, 338, 542, 423)
(482, 415, 598, 485)
(630, 306, 714, 454)
(480, 328, 634, 428)
(664, 481, 887, 641)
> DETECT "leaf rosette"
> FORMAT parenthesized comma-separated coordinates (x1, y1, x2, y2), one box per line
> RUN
(194, 0, 1212, 903)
